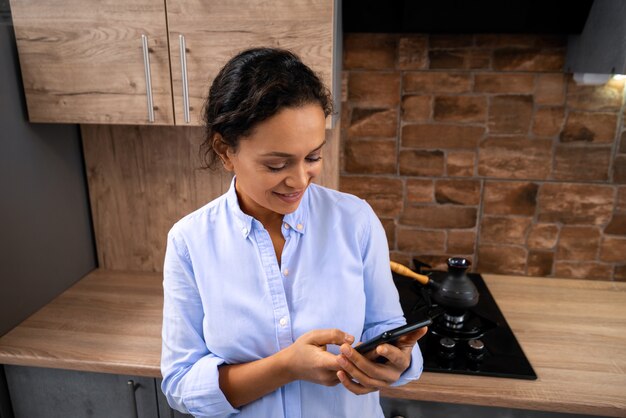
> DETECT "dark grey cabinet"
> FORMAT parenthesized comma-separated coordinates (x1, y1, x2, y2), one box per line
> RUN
(3, 366, 191, 418)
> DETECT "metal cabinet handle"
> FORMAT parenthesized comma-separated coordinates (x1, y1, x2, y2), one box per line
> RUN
(127, 380, 139, 418)
(141, 34, 155, 123)
(179, 34, 190, 123)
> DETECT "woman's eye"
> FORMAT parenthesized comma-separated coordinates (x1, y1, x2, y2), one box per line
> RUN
(265, 156, 321, 172)
(266, 164, 287, 172)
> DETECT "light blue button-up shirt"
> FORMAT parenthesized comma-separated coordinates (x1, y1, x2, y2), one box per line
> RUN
(161, 179, 423, 418)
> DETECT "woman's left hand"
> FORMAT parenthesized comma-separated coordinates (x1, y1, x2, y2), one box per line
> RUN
(335, 327, 428, 395)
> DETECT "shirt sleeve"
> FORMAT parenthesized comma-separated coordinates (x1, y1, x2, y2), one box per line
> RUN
(161, 228, 240, 418)
(358, 203, 424, 387)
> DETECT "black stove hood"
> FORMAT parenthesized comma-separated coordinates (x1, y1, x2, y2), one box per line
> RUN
(343, 0, 593, 34)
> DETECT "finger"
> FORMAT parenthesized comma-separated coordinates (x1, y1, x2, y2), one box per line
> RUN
(337, 348, 394, 387)
(303, 329, 355, 346)
(354, 342, 382, 362)
(395, 327, 428, 348)
(317, 352, 344, 372)
(336, 370, 379, 395)
(375, 344, 411, 371)
(364, 350, 381, 362)
(320, 371, 341, 387)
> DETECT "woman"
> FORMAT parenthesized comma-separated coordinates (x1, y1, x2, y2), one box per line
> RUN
(161, 48, 426, 418)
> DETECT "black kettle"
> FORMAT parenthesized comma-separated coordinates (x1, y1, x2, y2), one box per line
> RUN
(390, 257, 479, 310)
(430, 257, 479, 309)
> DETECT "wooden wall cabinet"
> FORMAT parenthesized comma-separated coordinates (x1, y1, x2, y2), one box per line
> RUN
(10, 0, 336, 126)
(166, 0, 335, 126)
(9, 0, 174, 125)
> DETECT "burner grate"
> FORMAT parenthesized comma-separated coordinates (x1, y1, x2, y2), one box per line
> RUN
(431, 310, 496, 340)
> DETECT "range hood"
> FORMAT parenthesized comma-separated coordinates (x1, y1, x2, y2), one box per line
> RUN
(566, 0, 626, 79)
(343, 0, 626, 84)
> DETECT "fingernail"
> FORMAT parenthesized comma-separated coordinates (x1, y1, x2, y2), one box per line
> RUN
(340, 345, 351, 357)
(337, 356, 347, 366)
(378, 346, 387, 355)
(344, 334, 354, 343)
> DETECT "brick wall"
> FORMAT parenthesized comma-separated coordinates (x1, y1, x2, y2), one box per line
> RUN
(338, 34, 626, 281)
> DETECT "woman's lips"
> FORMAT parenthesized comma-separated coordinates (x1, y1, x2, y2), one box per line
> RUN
(273, 190, 304, 203)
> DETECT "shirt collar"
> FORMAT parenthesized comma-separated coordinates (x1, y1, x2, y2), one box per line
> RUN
(225, 177, 254, 239)
(225, 176, 310, 237)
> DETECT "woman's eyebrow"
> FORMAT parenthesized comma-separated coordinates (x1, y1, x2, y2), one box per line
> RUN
(259, 140, 326, 157)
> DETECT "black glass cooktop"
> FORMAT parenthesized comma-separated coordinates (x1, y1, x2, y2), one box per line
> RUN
(393, 268, 537, 380)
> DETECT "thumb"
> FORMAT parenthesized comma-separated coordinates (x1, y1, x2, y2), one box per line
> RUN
(395, 327, 428, 348)
(301, 328, 355, 346)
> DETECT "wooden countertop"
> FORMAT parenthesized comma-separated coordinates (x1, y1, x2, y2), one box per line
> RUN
(0, 270, 163, 377)
(0, 269, 625, 416)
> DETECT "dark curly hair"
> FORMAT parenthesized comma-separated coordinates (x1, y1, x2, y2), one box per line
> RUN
(200, 47, 334, 169)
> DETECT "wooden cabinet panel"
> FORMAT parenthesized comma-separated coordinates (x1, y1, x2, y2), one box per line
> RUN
(10, 0, 174, 125)
(166, 0, 335, 126)
(81, 124, 233, 271)
(81, 123, 338, 271)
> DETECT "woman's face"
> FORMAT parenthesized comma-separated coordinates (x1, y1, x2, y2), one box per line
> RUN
(221, 103, 326, 222)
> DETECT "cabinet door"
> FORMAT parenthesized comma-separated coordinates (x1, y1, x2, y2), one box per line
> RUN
(165, 0, 335, 126)
(5, 366, 159, 418)
(10, 0, 174, 125)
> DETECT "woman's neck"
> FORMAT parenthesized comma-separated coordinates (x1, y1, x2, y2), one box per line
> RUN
(236, 191, 283, 232)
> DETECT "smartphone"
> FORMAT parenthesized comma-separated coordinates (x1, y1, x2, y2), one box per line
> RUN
(355, 318, 432, 355)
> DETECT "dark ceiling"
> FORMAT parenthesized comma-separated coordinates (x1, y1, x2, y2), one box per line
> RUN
(343, 0, 594, 34)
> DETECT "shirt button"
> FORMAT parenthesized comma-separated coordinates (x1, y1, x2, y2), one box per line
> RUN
(283, 268, 289, 276)
(284, 223, 290, 229)
(279, 317, 288, 327)
(241, 227, 248, 235)
(296, 223, 303, 230)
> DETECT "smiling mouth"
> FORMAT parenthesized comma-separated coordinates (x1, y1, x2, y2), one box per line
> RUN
(273, 190, 304, 203)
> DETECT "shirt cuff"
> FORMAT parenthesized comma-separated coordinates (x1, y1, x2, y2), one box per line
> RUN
(390, 342, 424, 387)
(162, 353, 240, 417)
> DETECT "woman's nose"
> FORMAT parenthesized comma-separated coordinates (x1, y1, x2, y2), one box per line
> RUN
(285, 163, 310, 189)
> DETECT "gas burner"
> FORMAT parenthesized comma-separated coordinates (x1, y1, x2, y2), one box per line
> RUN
(432, 309, 497, 340)
(443, 311, 466, 329)
(391, 263, 537, 380)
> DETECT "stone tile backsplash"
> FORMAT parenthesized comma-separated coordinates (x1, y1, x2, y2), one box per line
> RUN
(338, 33, 626, 280)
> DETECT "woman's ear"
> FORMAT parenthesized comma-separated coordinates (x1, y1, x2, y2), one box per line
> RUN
(212, 134, 235, 171)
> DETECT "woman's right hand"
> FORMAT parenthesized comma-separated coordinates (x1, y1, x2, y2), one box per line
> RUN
(282, 329, 354, 387)
(218, 328, 353, 408)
